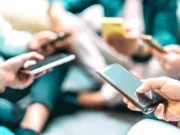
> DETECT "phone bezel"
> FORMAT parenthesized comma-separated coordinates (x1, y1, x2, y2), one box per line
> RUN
(140, 35, 167, 54)
(27, 54, 75, 75)
(96, 65, 155, 114)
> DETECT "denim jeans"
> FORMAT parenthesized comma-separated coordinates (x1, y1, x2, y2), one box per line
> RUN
(0, 63, 71, 128)
(0, 126, 14, 135)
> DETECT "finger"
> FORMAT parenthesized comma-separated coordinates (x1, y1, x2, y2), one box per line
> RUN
(124, 25, 132, 32)
(123, 97, 129, 104)
(154, 104, 165, 120)
(163, 63, 171, 71)
(35, 31, 57, 41)
(164, 45, 180, 54)
(35, 71, 47, 78)
(152, 49, 170, 63)
(21, 75, 35, 89)
(20, 70, 33, 76)
(151, 48, 163, 58)
(136, 83, 151, 93)
(54, 40, 64, 48)
(137, 77, 168, 93)
(127, 102, 141, 111)
(22, 52, 44, 62)
(18, 71, 35, 87)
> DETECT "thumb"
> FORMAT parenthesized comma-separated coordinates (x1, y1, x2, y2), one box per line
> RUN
(137, 77, 167, 93)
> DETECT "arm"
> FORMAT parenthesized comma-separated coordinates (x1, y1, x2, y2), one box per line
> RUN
(49, 0, 97, 13)
(48, 0, 97, 33)
(0, 15, 32, 57)
(152, 0, 178, 46)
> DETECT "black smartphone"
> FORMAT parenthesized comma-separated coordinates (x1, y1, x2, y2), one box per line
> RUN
(41, 33, 71, 48)
(26, 53, 75, 75)
(140, 35, 167, 54)
(32, 33, 71, 51)
(96, 64, 167, 114)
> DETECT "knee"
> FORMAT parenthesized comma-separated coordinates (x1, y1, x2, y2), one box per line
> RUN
(0, 99, 24, 125)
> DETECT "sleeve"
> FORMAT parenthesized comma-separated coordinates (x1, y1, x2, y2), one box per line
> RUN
(49, 0, 97, 13)
(152, 0, 178, 46)
(0, 15, 32, 57)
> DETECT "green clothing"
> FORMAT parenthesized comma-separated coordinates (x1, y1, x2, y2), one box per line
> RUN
(49, 0, 178, 46)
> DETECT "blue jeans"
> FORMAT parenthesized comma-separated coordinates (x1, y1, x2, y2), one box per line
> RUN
(0, 126, 14, 135)
(0, 63, 71, 128)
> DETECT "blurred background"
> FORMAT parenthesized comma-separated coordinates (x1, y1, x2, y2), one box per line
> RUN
(0, 0, 180, 135)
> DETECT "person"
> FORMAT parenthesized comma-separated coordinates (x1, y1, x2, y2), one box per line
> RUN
(123, 77, 180, 134)
(0, 52, 45, 92)
(0, 15, 71, 135)
(0, 52, 45, 135)
(47, 0, 178, 108)
(151, 45, 180, 77)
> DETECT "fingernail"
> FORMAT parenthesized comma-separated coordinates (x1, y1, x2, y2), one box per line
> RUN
(136, 87, 143, 93)
(157, 104, 163, 110)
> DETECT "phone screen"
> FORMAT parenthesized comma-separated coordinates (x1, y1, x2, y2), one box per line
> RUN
(97, 64, 167, 112)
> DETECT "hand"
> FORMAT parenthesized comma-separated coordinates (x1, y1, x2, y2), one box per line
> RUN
(151, 45, 180, 75)
(0, 52, 44, 90)
(123, 77, 180, 122)
(104, 30, 140, 56)
(28, 31, 58, 57)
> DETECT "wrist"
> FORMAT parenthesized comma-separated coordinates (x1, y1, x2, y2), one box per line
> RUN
(0, 65, 8, 91)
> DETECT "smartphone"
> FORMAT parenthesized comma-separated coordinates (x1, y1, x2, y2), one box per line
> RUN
(25, 53, 75, 75)
(33, 33, 71, 51)
(140, 35, 167, 54)
(96, 64, 167, 114)
(102, 17, 126, 36)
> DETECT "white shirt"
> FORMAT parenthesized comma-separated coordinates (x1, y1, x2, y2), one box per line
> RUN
(121, 0, 145, 34)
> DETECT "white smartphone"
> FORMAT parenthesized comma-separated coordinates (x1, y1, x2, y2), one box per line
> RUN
(25, 53, 75, 75)
(96, 64, 167, 114)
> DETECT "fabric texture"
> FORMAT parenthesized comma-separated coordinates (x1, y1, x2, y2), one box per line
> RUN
(0, 126, 14, 135)
(15, 128, 38, 135)
(128, 119, 180, 135)
(0, 15, 32, 57)
(121, 0, 144, 34)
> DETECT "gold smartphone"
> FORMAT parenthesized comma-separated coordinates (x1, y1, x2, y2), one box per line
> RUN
(102, 17, 126, 36)
(140, 35, 167, 54)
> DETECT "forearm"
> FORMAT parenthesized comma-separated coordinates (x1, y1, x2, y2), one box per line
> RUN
(48, 2, 68, 33)
(0, 65, 9, 91)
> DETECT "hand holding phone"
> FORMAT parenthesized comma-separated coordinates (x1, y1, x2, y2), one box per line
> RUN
(96, 64, 167, 114)
(124, 77, 180, 122)
(28, 31, 71, 56)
